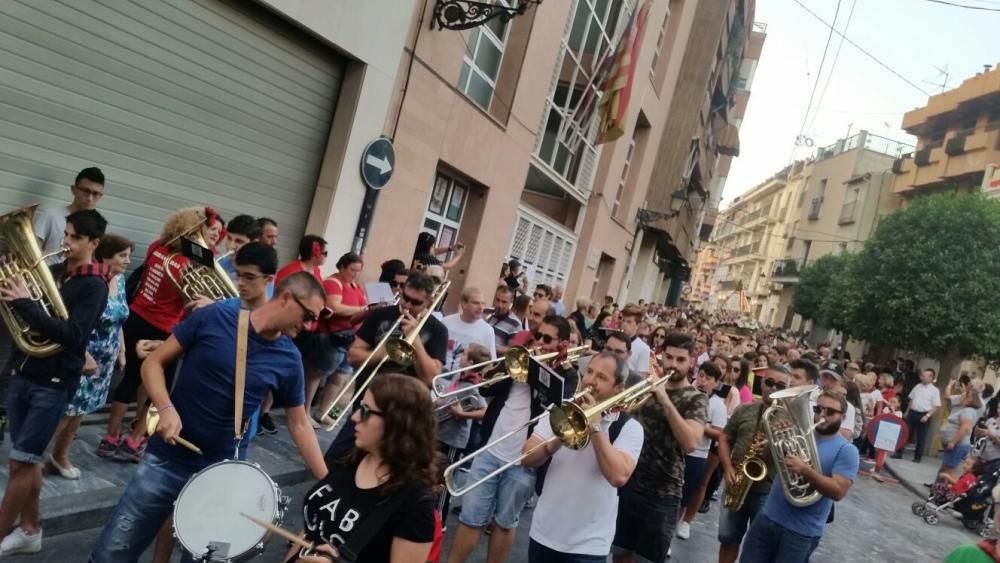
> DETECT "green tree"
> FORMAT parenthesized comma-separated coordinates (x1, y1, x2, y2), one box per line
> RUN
(792, 253, 857, 329)
(852, 193, 1000, 380)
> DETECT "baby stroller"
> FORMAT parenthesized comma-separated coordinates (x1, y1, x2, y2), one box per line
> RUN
(911, 462, 1000, 536)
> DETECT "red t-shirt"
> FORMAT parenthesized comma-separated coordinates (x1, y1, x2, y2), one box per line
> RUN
(321, 275, 368, 333)
(951, 473, 978, 495)
(274, 261, 322, 289)
(130, 241, 188, 333)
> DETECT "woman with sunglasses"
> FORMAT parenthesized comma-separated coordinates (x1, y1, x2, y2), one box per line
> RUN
(291, 374, 437, 563)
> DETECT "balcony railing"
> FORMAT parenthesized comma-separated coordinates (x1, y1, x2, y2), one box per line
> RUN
(838, 200, 857, 225)
(772, 258, 802, 279)
(808, 197, 823, 220)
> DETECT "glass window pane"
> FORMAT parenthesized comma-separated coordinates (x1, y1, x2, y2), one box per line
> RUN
(466, 71, 494, 108)
(539, 110, 562, 162)
(568, 6, 590, 51)
(465, 29, 479, 57)
(458, 61, 471, 93)
(475, 40, 503, 80)
(584, 16, 602, 55)
(429, 176, 449, 214)
(447, 185, 467, 221)
(485, 16, 508, 40)
(424, 218, 441, 233)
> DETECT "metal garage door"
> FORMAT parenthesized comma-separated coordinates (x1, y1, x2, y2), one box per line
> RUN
(0, 0, 345, 262)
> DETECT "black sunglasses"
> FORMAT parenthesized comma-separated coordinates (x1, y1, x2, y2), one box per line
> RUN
(400, 293, 425, 306)
(533, 331, 555, 344)
(290, 293, 317, 323)
(763, 378, 787, 390)
(357, 402, 384, 422)
(813, 405, 842, 416)
(388, 281, 403, 289)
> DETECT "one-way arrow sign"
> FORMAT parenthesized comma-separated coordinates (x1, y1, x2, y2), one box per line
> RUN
(360, 138, 395, 190)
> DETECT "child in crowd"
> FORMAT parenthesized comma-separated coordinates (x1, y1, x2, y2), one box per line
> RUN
(883, 395, 903, 417)
(936, 456, 983, 500)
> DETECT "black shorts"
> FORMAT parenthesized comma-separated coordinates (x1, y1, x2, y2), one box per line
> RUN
(612, 488, 681, 563)
(111, 313, 175, 404)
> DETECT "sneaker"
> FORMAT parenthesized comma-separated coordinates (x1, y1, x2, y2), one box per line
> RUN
(46, 455, 81, 480)
(698, 499, 711, 513)
(259, 413, 277, 435)
(96, 434, 120, 458)
(676, 521, 690, 540)
(115, 436, 146, 463)
(0, 527, 41, 555)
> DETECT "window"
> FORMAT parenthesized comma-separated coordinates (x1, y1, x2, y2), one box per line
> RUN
(613, 137, 636, 216)
(422, 172, 469, 254)
(926, 128, 946, 149)
(987, 108, 1000, 131)
(648, 6, 671, 80)
(537, 0, 632, 188)
(839, 186, 859, 225)
(458, 7, 511, 110)
(508, 212, 576, 287)
(957, 115, 978, 135)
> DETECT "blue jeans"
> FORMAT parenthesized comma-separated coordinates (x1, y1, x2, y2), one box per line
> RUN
(738, 513, 821, 563)
(7, 377, 70, 464)
(89, 452, 208, 562)
(528, 538, 607, 563)
(718, 489, 769, 546)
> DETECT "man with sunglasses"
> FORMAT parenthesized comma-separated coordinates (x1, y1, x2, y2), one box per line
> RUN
(33, 167, 106, 266)
(448, 315, 578, 563)
(739, 390, 859, 563)
(487, 285, 520, 354)
(716, 364, 791, 563)
(600, 332, 643, 387)
(90, 272, 330, 561)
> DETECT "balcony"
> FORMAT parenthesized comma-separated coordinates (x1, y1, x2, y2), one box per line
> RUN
(807, 197, 823, 220)
(893, 128, 1000, 195)
(772, 258, 802, 283)
(838, 200, 857, 225)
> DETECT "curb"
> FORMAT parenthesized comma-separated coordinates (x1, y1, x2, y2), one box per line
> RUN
(883, 460, 927, 500)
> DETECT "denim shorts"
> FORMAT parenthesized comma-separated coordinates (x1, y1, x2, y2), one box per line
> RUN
(7, 377, 70, 464)
(718, 488, 769, 546)
(457, 450, 536, 530)
(940, 442, 972, 471)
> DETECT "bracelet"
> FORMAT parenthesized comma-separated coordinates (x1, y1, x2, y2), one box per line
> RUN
(160, 403, 175, 412)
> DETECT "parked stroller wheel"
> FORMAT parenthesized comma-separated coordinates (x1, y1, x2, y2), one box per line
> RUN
(979, 523, 994, 538)
(923, 512, 939, 525)
(963, 518, 982, 530)
(911, 503, 926, 516)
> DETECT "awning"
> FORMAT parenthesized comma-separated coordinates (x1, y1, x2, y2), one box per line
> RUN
(718, 120, 741, 157)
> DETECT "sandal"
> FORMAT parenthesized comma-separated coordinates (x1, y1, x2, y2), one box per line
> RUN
(46, 455, 81, 480)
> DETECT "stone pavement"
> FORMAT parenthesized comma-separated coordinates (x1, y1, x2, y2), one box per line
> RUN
(0, 409, 336, 536)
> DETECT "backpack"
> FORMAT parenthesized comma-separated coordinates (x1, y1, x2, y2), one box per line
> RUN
(534, 413, 632, 495)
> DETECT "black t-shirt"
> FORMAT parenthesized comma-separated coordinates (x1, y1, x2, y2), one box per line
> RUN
(355, 305, 448, 377)
(296, 462, 436, 563)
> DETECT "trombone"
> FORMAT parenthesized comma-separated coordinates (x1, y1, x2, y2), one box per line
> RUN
(443, 368, 677, 497)
(320, 280, 451, 431)
(431, 345, 593, 400)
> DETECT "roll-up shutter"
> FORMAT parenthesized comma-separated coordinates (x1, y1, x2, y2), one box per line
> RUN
(0, 0, 345, 262)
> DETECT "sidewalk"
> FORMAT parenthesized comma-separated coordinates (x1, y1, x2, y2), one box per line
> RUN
(883, 444, 941, 499)
(0, 410, 335, 537)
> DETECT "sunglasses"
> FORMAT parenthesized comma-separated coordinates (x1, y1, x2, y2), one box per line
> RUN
(763, 378, 787, 390)
(290, 293, 318, 323)
(813, 405, 842, 417)
(533, 331, 556, 344)
(654, 333, 666, 339)
(357, 402, 384, 422)
(388, 281, 404, 289)
(400, 293, 425, 306)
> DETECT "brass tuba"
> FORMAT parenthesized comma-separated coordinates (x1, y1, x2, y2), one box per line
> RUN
(163, 230, 237, 303)
(763, 385, 824, 507)
(0, 205, 70, 358)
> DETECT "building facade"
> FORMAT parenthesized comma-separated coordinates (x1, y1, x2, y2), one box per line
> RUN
(893, 64, 1000, 198)
(0, 0, 416, 266)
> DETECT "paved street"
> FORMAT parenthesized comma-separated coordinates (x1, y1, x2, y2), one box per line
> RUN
(12, 460, 979, 562)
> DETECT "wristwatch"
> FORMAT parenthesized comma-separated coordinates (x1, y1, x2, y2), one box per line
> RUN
(589, 422, 603, 434)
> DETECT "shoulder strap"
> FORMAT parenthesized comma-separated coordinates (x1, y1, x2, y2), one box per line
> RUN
(337, 487, 412, 563)
(234, 309, 250, 442)
(610, 413, 632, 443)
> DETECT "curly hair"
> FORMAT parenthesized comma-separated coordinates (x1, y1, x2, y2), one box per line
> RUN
(159, 206, 210, 251)
(347, 373, 437, 496)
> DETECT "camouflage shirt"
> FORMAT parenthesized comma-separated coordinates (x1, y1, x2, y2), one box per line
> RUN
(627, 385, 708, 499)
(724, 401, 774, 494)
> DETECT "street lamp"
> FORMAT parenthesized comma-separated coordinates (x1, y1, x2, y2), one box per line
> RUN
(635, 189, 690, 226)
(432, 0, 544, 31)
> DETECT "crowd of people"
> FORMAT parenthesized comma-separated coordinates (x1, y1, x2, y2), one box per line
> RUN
(2, 165, 990, 562)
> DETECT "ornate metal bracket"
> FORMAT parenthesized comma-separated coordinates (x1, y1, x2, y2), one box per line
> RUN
(432, 0, 542, 31)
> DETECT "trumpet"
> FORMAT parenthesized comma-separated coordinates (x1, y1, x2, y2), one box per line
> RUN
(320, 281, 450, 431)
(444, 369, 678, 497)
(431, 345, 593, 400)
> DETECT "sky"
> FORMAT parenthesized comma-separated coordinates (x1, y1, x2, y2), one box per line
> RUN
(723, 0, 1000, 204)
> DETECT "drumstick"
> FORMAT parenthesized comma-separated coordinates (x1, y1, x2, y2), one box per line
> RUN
(173, 436, 203, 455)
(241, 513, 313, 550)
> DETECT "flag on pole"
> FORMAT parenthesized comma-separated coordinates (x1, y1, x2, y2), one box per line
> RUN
(595, 0, 651, 145)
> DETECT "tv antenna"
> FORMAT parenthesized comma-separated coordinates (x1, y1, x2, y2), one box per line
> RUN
(923, 65, 949, 94)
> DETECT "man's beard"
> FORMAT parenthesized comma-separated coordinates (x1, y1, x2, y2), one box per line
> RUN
(815, 418, 841, 436)
(668, 368, 688, 382)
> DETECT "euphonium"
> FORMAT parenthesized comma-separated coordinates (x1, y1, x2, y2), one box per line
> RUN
(723, 420, 769, 511)
(763, 385, 824, 507)
(164, 230, 237, 303)
(0, 206, 70, 358)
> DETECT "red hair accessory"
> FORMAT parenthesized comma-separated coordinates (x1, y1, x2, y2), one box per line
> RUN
(312, 241, 321, 259)
(204, 207, 218, 227)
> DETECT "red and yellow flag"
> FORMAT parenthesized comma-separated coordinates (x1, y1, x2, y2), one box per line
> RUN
(596, 0, 651, 145)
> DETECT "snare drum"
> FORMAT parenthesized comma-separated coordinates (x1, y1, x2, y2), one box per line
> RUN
(174, 460, 288, 562)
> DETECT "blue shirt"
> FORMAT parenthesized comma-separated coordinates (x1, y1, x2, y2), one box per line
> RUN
(146, 299, 304, 466)
(762, 433, 859, 537)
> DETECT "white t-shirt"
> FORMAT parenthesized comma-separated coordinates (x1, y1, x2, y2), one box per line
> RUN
(488, 382, 532, 463)
(909, 383, 942, 412)
(628, 336, 651, 375)
(440, 314, 497, 372)
(692, 394, 728, 458)
(864, 389, 884, 415)
(529, 411, 644, 556)
(31, 205, 73, 265)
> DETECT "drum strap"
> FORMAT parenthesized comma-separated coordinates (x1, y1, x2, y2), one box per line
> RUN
(234, 309, 250, 444)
